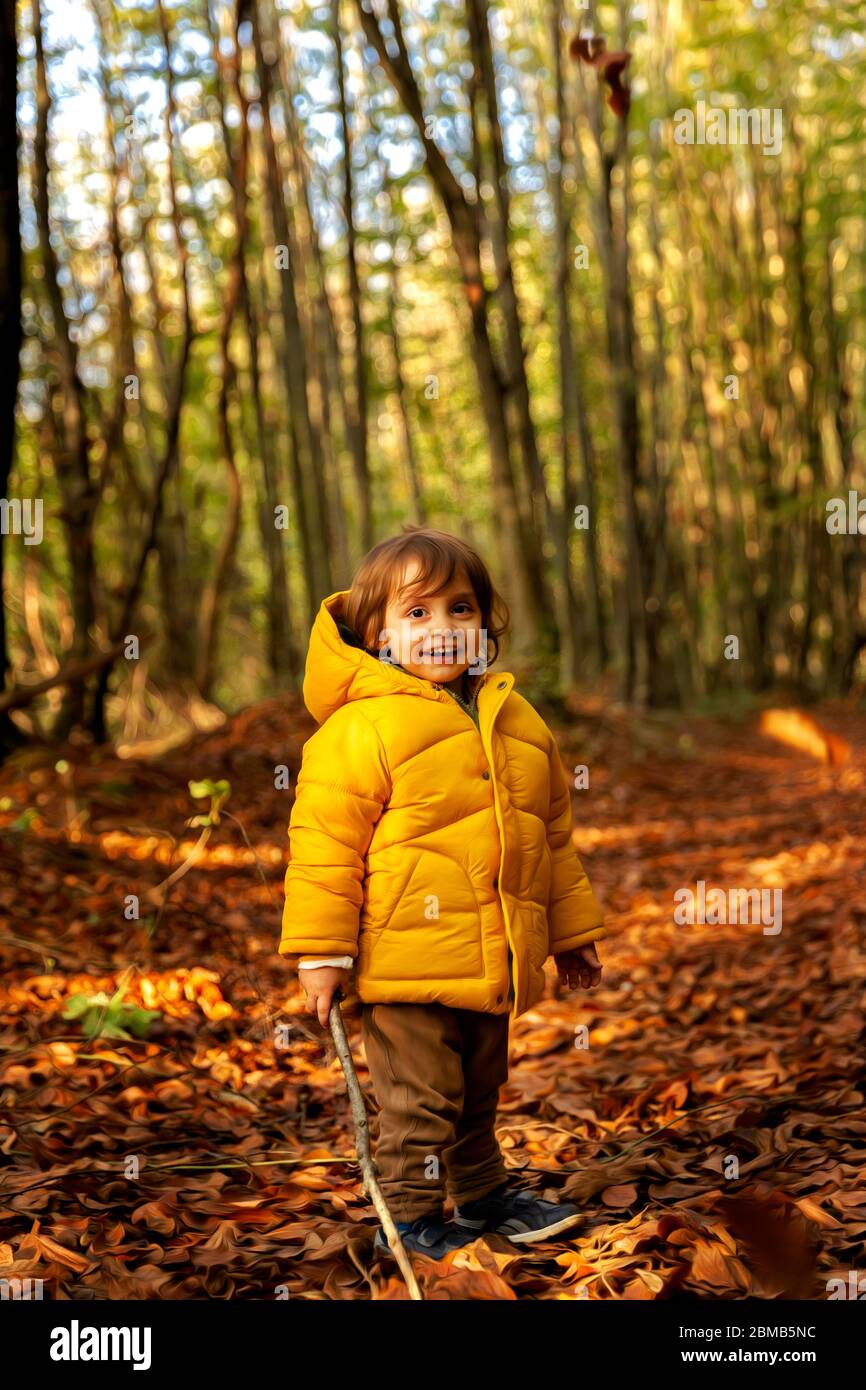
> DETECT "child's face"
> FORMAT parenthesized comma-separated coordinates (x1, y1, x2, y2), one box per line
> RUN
(378, 562, 486, 684)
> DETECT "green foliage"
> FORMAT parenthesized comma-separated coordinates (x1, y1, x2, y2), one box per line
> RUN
(62, 988, 161, 1042)
(188, 778, 231, 827)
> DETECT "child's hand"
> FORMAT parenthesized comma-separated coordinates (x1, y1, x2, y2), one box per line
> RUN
(554, 943, 602, 991)
(300, 966, 351, 1027)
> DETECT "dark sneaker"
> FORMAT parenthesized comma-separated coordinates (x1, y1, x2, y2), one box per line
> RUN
(454, 1180, 582, 1244)
(373, 1213, 479, 1261)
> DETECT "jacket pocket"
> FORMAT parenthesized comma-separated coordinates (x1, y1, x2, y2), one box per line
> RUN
(525, 901, 551, 970)
(366, 849, 484, 980)
(361, 848, 423, 935)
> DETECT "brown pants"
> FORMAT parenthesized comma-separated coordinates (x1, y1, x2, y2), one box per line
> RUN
(359, 1001, 511, 1223)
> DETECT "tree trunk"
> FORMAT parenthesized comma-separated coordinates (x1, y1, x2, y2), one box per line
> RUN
(196, 1, 249, 698)
(0, 0, 23, 755)
(32, 0, 99, 734)
(353, 0, 544, 661)
(824, 236, 862, 692)
(212, 1, 296, 686)
(333, 0, 374, 552)
(788, 128, 832, 693)
(253, 1, 334, 619)
(89, 0, 196, 740)
(549, 0, 605, 683)
(466, 0, 558, 645)
(575, 32, 649, 700)
(387, 259, 427, 525)
(276, 29, 354, 578)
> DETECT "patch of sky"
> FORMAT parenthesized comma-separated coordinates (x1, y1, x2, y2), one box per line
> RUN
(812, 29, 866, 60)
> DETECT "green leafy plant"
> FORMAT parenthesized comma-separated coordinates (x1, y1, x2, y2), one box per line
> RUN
(62, 976, 160, 1041)
(187, 778, 231, 827)
(145, 779, 233, 931)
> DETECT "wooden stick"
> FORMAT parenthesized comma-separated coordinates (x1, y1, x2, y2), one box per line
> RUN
(328, 989, 423, 1300)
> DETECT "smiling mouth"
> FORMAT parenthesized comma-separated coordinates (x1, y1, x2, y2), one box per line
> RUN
(421, 647, 458, 662)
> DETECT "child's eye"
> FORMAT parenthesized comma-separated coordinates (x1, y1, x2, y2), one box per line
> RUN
(405, 602, 474, 618)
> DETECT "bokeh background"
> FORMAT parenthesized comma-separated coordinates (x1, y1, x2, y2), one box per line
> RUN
(2, 0, 865, 754)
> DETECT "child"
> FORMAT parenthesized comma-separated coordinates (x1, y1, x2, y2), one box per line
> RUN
(279, 526, 605, 1260)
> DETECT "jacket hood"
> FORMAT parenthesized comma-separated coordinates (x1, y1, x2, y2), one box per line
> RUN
(302, 590, 493, 725)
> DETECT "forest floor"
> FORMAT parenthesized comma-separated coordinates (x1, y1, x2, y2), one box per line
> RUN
(1, 694, 865, 1300)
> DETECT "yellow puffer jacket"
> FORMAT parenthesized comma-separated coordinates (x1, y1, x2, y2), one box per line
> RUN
(279, 591, 605, 1018)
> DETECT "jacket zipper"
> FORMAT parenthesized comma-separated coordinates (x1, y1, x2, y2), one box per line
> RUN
(481, 678, 519, 1016)
(483, 689, 517, 1017)
(435, 674, 518, 1013)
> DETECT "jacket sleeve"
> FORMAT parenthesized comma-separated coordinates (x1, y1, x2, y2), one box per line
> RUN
(279, 705, 391, 961)
(544, 728, 605, 955)
(297, 956, 354, 970)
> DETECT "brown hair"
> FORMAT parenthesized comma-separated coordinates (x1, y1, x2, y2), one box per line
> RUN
(343, 526, 510, 667)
